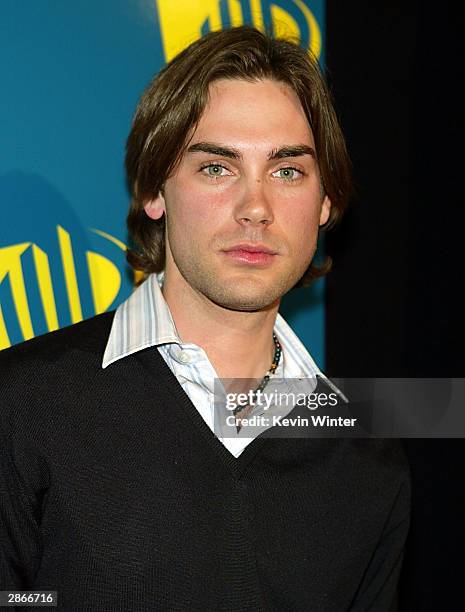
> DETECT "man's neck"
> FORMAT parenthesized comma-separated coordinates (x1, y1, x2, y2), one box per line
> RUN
(161, 273, 279, 382)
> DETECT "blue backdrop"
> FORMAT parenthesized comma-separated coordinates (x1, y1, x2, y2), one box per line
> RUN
(0, 0, 326, 365)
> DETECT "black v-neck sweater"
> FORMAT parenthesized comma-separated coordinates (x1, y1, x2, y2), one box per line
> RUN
(0, 313, 410, 611)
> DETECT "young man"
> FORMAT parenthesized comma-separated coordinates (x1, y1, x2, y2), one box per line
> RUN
(0, 27, 410, 611)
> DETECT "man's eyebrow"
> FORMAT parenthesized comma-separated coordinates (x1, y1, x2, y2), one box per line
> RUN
(268, 145, 316, 160)
(186, 142, 316, 161)
(187, 142, 242, 160)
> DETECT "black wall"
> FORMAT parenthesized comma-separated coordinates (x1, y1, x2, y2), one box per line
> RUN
(325, 1, 464, 609)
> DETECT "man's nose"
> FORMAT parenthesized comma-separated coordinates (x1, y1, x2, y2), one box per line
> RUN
(233, 178, 274, 227)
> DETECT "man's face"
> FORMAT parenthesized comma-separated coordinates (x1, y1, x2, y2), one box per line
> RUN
(144, 78, 331, 312)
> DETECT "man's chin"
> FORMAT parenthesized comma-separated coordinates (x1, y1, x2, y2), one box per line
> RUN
(180, 266, 300, 311)
(204, 285, 284, 313)
(214, 300, 271, 313)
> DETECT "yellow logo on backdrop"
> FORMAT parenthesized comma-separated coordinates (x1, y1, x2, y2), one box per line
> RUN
(0, 227, 140, 351)
(156, 0, 322, 61)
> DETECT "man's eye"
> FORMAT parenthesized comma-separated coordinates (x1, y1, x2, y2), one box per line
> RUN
(272, 167, 302, 181)
(201, 164, 230, 177)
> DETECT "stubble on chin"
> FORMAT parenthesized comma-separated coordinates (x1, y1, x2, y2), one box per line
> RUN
(178, 257, 310, 312)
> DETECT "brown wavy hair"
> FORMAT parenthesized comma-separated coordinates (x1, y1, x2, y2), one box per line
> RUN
(125, 25, 352, 287)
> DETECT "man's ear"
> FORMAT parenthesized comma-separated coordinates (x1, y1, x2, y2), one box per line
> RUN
(319, 195, 331, 227)
(144, 191, 166, 220)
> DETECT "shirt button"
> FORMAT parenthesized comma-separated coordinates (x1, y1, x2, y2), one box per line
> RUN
(179, 352, 191, 364)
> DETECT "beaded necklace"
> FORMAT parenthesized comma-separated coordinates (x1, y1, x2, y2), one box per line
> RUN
(232, 332, 282, 417)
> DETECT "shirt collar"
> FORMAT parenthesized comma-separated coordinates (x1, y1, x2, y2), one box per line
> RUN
(102, 273, 332, 390)
(102, 273, 180, 369)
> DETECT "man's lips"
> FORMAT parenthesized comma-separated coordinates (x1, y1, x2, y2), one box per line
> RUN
(221, 243, 278, 266)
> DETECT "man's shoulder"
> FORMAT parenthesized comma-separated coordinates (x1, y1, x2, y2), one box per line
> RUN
(0, 312, 116, 406)
(0, 311, 115, 369)
(347, 438, 411, 482)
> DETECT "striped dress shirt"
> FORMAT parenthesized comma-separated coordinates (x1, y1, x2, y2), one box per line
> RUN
(102, 274, 340, 457)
